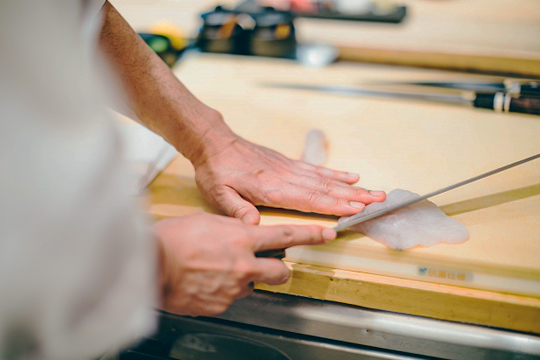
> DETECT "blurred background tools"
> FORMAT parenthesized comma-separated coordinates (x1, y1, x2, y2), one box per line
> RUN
(138, 22, 190, 67)
(236, 0, 407, 23)
(197, 5, 297, 58)
(139, 1, 407, 67)
(262, 83, 540, 115)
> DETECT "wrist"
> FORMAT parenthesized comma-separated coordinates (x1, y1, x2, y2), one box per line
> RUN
(173, 108, 237, 167)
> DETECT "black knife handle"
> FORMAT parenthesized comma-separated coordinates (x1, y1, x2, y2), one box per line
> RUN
(509, 96, 540, 115)
(255, 249, 286, 259)
(473, 92, 540, 115)
(504, 81, 540, 97)
(473, 92, 498, 110)
(519, 84, 540, 98)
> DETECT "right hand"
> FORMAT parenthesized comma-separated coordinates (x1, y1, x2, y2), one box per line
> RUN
(154, 213, 336, 316)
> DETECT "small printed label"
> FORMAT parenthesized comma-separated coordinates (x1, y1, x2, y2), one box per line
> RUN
(418, 267, 473, 282)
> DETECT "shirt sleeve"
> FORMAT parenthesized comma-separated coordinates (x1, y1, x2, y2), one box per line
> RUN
(0, 1, 157, 359)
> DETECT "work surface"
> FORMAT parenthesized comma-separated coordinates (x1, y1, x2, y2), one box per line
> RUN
(148, 54, 540, 333)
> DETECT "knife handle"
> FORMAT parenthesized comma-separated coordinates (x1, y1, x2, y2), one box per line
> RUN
(519, 84, 540, 98)
(504, 81, 540, 97)
(509, 96, 540, 115)
(473, 92, 540, 115)
(255, 249, 286, 259)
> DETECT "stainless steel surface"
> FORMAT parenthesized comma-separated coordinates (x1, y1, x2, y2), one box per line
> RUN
(334, 151, 540, 231)
(158, 315, 425, 360)
(261, 83, 471, 104)
(215, 291, 540, 360)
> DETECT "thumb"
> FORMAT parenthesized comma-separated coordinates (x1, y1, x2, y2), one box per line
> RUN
(215, 186, 260, 225)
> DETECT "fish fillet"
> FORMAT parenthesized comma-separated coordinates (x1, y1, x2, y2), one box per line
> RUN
(338, 189, 469, 250)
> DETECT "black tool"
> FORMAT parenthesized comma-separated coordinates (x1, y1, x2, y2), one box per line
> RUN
(379, 80, 540, 98)
(249, 7, 297, 58)
(255, 249, 286, 259)
(197, 6, 296, 59)
(197, 6, 247, 54)
(197, 6, 297, 58)
(262, 83, 540, 116)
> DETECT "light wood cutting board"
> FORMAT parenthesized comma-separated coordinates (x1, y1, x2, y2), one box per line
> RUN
(147, 54, 540, 331)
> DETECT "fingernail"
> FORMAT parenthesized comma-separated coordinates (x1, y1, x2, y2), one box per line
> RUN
(347, 172, 359, 178)
(349, 201, 365, 210)
(322, 228, 336, 241)
(369, 190, 385, 197)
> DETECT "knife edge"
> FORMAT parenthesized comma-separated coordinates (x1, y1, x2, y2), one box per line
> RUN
(334, 152, 540, 231)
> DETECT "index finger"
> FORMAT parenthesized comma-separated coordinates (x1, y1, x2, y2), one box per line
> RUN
(248, 225, 336, 253)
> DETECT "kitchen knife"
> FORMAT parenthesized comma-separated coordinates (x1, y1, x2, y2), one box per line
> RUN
(261, 83, 540, 115)
(334, 152, 540, 231)
(374, 80, 540, 97)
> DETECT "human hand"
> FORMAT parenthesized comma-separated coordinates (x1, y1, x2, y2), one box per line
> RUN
(194, 135, 386, 224)
(154, 213, 335, 316)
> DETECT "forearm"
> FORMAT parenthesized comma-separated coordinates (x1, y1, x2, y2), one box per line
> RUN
(98, 1, 235, 164)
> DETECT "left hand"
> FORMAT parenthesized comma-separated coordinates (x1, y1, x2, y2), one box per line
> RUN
(194, 135, 386, 224)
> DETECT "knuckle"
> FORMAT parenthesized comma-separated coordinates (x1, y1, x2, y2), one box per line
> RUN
(320, 180, 333, 194)
(354, 188, 369, 197)
(281, 226, 296, 246)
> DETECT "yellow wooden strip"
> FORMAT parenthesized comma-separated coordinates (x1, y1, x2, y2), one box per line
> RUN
(256, 262, 540, 333)
(338, 46, 540, 77)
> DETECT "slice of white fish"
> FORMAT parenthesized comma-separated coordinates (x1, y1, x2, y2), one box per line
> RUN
(301, 129, 328, 166)
(338, 189, 469, 250)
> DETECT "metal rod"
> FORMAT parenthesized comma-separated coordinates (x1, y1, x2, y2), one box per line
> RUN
(334, 152, 540, 231)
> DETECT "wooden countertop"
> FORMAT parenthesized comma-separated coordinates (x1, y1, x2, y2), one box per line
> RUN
(148, 54, 540, 333)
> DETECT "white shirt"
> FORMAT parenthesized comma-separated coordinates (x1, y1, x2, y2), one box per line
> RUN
(0, 1, 157, 359)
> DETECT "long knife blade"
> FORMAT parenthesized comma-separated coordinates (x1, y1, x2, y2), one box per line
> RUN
(262, 83, 471, 105)
(369, 80, 540, 97)
(262, 83, 540, 115)
(334, 152, 540, 231)
(375, 80, 505, 93)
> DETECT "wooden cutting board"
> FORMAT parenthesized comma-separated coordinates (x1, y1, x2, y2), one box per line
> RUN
(147, 55, 540, 332)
